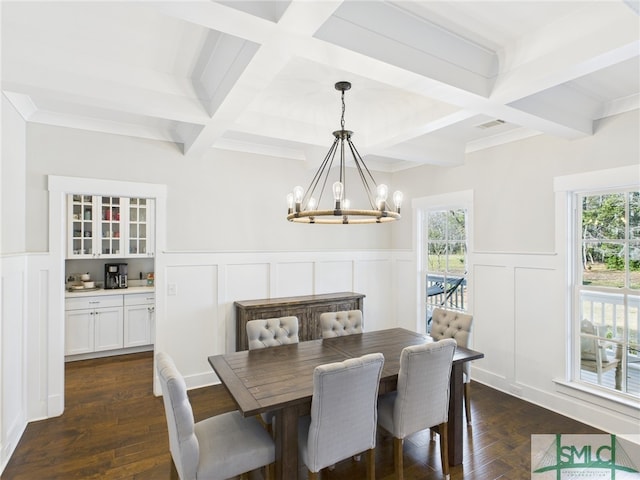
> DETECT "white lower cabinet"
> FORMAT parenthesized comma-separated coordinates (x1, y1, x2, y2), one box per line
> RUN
(65, 295, 123, 355)
(124, 293, 155, 347)
(65, 292, 154, 358)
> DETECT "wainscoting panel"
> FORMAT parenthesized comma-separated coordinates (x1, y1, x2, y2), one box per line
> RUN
(514, 266, 564, 389)
(354, 259, 393, 332)
(274, 261, 314, 297)
(164, 264, 219, 389)
(225, 262, 270, 302)
(26, 254, 51, 421)
(472, 263, 512, 385)
(0, 255, 27, 473)
(394, 257, 418, 332)
(315, 260, 354, 294)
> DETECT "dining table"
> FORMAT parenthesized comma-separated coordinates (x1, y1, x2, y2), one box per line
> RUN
(208, 327, 484, 480)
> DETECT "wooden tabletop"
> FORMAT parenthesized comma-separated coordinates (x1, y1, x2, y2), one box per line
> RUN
(208, 327, 483, 417)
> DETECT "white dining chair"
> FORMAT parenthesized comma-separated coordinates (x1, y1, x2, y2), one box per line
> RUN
(246, 316, 299, 433)
(246, 316, 299, 349)
(156, 352, 275, 480)
(320, 310, 363, 338)
(298, 352, 384, 480)
(430, 307, 474, 423)
(377, 339, 457, 480)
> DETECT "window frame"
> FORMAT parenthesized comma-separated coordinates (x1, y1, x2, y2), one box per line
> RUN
(554, 165, 639, 409)
(573, 188, 639, 398)
(413, 190, 473, 334)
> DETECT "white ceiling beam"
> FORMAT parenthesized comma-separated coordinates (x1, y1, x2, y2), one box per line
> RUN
(180, 0, 346, 158)
(151, 1, 277, 45)
(3, 63, 208, 125)
(492, 3, 639, 103)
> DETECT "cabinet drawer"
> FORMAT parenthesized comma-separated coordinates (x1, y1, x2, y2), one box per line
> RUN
(124, 293, 155, 306)
(66, 295, 123, 311)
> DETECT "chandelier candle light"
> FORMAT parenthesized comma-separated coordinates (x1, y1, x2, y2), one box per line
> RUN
(287, 81, 403, 224)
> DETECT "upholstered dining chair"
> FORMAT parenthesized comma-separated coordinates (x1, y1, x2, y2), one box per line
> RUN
(298, 353, 385, 480)
(580, 319, 622, 389)
(430, 307, 474, 423)
(246, 316, 299, 433)
(320, 310, 364, 338)
(246, 316, 299, 349)
(156, 352, 275, 480)
(377, 339, 457, 480)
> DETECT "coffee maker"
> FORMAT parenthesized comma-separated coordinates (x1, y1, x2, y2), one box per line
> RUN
(105, 263, 128, 289)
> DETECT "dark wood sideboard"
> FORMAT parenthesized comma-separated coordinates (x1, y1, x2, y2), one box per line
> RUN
(234, 292, 365, 351)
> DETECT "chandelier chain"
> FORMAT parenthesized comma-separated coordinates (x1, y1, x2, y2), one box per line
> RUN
(341, 89, 346, 131)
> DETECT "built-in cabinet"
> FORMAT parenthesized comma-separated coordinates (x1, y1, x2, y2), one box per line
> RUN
(65, 295, 124, 355)
(124, 293, 155, 348)
(67, 194, 154, 259)
(65, 291, 155, 359)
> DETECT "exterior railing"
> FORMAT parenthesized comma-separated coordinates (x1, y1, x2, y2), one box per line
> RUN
(580, 290, 640, 396)
(426, 274, 466, 310)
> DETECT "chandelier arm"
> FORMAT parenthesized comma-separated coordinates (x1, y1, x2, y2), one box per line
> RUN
(347, 139, 378, 209)
(316, 138, 340, 209)
(347, 138, 380, 191)
(303, 137, 339, 208)
(339, 136, 346, 201)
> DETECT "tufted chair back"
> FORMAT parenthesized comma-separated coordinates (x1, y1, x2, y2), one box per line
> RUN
(430, 308, 473, 348)
(246, 316, 299, 350)
(430, 307, 473, 381)
(319, 310, 364, 338)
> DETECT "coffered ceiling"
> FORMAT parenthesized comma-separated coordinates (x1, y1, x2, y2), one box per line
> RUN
(2, 1, 639, 171)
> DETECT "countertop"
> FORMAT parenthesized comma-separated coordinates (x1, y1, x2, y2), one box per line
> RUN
(65, 286, 155, 298)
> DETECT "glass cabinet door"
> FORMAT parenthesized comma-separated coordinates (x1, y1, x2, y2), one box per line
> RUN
(100, 196, 122, 257)
(69, 195, 95, 258)
(128, 198, 154, 256)
(67, 194, 154, 259)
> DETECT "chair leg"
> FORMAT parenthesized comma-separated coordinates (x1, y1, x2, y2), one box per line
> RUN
(308, 469, 319, 480)
(464, 382, 472, 424)
(259, 415, 274, 436)
(366, 447, 375, 480)
(393, 437, 404, 480)
(439, 422, 450, 479)
(264, 463, 274, 480)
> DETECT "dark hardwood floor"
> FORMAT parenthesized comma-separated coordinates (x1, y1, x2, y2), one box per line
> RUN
(2, 352, 603, 480)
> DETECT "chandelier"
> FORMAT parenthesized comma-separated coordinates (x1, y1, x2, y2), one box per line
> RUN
(286, 81, 403, 224)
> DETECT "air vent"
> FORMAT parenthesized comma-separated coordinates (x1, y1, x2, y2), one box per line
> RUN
(475, 119, 506, 129)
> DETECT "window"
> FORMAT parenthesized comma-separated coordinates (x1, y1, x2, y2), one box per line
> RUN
(575, 189, 640, 398)
(423, 208, 468, 331)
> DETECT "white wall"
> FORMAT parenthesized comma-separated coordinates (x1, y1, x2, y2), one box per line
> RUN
(1, 95, 26, 252)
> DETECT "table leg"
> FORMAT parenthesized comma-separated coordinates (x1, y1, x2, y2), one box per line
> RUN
(448, 362, 464, 465)
(275, 406, 299, 479)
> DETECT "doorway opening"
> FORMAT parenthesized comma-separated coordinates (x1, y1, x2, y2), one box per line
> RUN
(48, 175, 166, 415)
